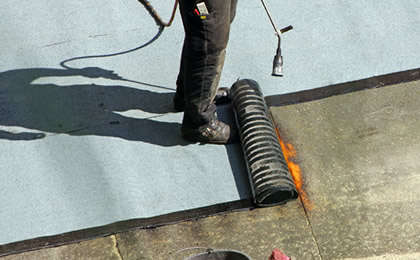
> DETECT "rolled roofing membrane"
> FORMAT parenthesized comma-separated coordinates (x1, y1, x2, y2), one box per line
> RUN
(231, 79, 298, 206)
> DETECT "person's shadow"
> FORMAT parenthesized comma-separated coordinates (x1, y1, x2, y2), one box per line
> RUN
(0, 66, 189, 146)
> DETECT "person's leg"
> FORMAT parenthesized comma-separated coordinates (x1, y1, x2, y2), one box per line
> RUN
(174, 45, 231, 112)
(175, 0, 237, 143)
(173, 42, 187, 112)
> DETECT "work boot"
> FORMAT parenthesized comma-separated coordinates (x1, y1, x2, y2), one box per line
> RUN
(173, 88, 232, 112)
(181, 120, 239, 144)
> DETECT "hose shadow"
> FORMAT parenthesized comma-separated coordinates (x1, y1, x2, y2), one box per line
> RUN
(0, 24, 191, 146)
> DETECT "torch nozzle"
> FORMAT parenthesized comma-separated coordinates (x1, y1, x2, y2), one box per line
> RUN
(272, 36, 283, 77)
(260, 0, 292, 77)
(272, 54, 283, 77)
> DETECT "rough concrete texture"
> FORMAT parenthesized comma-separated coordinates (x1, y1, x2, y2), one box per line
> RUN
(1, 236, 122, 260)
(115, 202, 319, 260)
(271, 80, 420, 259)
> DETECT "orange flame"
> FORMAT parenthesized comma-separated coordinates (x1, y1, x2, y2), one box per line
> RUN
(279, 141, 302, 191)
(275, 127, 314, 211)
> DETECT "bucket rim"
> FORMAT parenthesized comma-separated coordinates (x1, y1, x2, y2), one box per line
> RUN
(183, 249, 252, 260)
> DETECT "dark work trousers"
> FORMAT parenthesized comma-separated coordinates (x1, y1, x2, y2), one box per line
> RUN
(176, 0, 238, 129)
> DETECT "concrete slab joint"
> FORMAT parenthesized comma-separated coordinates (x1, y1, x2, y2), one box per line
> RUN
(111, 235, 124, 260)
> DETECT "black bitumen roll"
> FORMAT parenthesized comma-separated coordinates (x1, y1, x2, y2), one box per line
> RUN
(231, 79, 298, 206)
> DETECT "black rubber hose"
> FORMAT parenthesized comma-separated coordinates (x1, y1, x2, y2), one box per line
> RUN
(137, 0, 178, 27)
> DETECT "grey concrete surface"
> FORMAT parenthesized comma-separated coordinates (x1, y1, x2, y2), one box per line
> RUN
(271, 80, 420, 259)
(1, 236, 122, 260)
(115, 202, 319, 260)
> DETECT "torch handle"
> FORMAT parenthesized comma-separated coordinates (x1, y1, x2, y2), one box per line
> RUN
(280, 25, 293, 34)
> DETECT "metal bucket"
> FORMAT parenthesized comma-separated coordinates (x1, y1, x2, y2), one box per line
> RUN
(184, 249, 252, 260)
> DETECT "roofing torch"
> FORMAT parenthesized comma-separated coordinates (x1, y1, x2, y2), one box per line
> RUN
(260, 0, 293, 77)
